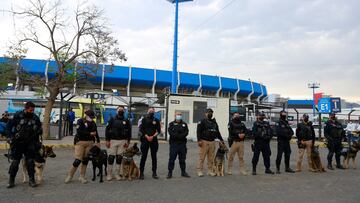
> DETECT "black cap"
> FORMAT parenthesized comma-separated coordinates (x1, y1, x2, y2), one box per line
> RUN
(256, 111, 265, 116)
(303, 113, 309, 118)
(206, 108, 213, 113)
(85, 109, 95, 119)
(280, 110, 287, 114)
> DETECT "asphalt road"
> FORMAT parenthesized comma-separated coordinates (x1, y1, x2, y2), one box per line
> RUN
(0, 141, 359, 203)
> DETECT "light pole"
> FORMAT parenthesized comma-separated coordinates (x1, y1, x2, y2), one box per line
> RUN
(167, 0, 193, 94)
(308, 82, 320, 119)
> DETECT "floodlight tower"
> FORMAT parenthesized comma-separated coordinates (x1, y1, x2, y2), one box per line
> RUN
(167, 0, 193, 94)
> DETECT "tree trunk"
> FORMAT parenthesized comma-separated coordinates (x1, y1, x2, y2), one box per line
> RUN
(42, 88, 59, 139)
(43, 98, 55, 139)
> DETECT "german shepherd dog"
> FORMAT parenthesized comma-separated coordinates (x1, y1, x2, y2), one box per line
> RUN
(88, 145, 108, 183)
(22, 145, 57, 184)
(121, 143, 141, 181)
(341, 141, 360, 169)
(213, 142, 229, 176)
(310, 145, 326, 172)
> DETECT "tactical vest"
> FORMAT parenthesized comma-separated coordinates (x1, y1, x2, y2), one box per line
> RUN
(298, 122, 313, 141)
(110, 117, 130, 140)
(204, 119, 218, 138)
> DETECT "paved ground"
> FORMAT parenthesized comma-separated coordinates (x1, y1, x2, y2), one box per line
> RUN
(0, 141, 359, 203)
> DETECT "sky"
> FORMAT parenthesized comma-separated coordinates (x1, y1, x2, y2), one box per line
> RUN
(0, 0, 359, 102)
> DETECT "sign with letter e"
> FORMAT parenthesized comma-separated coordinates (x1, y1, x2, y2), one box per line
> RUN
(318, 98, 331, 113)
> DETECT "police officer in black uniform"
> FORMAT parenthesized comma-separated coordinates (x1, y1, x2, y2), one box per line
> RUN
(105, 106, 132, 181)
(139, 107, 161, 179)
(167, 111, 190, 179)
(325, 113, 346, 170)
(5, 102, 42, 188)
(251, 111, 274, 175)
(275, 110, 295, 174)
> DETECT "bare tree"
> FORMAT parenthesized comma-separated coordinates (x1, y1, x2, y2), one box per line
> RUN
(10, 0, 126, 138)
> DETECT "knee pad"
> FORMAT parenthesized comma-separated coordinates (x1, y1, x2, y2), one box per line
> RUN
(116, 155, 122, 164)
(108, 155, 115, 165)
(73, 159, 82, 167)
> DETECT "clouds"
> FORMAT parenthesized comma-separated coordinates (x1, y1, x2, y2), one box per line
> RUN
(0, 0, 359, 102)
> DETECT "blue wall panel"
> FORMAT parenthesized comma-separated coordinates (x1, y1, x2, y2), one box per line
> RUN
(179, 72, 200, 89)
(221, 77, 238, 93)
(156, 70, 172, 88)
(238, 80, 252, 95)
(253, 82, 262, 97)
(131, 67, 154, 86)
(201, 75, 220, 91)
(105, 65, 129, 85)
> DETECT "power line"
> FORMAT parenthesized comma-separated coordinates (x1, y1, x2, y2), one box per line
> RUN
(181, 0, 239, 41)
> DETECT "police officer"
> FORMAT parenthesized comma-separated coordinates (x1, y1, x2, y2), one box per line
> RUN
(0, 112, 10, 137)
(295, 114, 316, 172)
(325, 113, 346, 170)
(105, 106, 131, 181)
(196, 108, 224, 177)
(275, 110, 295, 174)
(251, 111, 274, 175)
(139, 107, 161, 180)
(167, 112, 190, 179)
(227, 112, 248, 175)
(65, 109, 100, 184)
(5, 102, 42, 188)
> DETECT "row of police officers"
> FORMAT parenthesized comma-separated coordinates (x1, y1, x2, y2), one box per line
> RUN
(4, 103, 347, 188)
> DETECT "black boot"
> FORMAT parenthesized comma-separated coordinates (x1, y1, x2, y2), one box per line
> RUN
(252, 165, 257, 175)
(29, 176, 37, 188)
(152, 173, 159, 179)
(181, 171, 190, 178)
(265, 169, 275, 174)
(276, 167, 281, 174)
(7, 176, 15, 189)
(167, 171, 172, 179)
(336, 165, 345, 169)
(327, 165, 334, 170)
(139, 173, 144, 180)
(285, 168, 295, 173)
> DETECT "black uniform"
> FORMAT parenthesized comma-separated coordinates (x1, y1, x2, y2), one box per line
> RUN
(324, 119, 345, 168)
(105, 114, 131, 164)
(295, 121, 315, 147)
(275, 119, 294, 170)
(252, 120, 273, 171)
(228, 119, 247, 144)
(167, 120, 189, 173)
(75, 118, 100, 144)
(5, 110, 42, 183)
(197, 118, 223, 142)
(105, 115, 131, 142)
(139, 114, 161, 176)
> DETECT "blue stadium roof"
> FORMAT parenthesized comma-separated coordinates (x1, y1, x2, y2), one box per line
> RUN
(0, 57, 268, 98)
(287, 100, 313, 105)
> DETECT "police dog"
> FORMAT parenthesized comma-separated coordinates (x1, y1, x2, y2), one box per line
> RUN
(341, 141, 360, 169)
(213, 142, 229, 176)
(22, 145, 57, 184)
(121, 143, 141, 181)
(310, 145, 326, 172)
(88, 145, 108, 183)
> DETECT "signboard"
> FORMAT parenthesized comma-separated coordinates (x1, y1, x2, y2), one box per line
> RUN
(330, 97, 341, 113)
(318, 97, 341, 114)
(318, 98, 331, 113)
